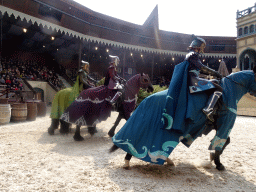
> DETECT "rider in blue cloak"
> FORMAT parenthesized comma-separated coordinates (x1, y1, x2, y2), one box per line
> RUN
(112, 37, 224, 166)
(162, 37, 223, 134)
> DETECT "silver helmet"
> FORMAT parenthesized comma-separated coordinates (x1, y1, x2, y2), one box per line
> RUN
(109, 55, 120, 66)
(81, 60, 89, 68)
(188, 37, 206, 53)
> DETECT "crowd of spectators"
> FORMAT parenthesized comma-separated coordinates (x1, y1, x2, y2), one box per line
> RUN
(0, 58, 65, 91)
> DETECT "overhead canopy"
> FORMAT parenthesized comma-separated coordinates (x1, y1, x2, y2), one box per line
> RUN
(0, 5, 236, 58)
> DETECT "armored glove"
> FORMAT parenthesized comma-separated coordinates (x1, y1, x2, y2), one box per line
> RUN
(200, 66, 222, 79)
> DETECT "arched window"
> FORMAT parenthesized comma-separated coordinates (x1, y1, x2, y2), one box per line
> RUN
(250, 25, 255, 33)
(238, 28, 243, 36)
(244, 26, 249, 35)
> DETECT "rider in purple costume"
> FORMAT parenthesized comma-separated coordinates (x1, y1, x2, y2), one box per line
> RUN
(186, 37, 223, 122)
(104, 55, 126, 105)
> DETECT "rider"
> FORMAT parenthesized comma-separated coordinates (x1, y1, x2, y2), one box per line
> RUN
(186, 37, 223, 122)
(104, 55, 126, 105)
(48, 60, 97, 134)
(78, 60, 97, 89)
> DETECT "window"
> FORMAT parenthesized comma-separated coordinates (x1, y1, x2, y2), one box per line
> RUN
(244, 26, 249, 35)
(250, 25, 255, 33)
(210, 45, 225, 52)
(238, 28, 243, 36)
(128, 68, 133, 75)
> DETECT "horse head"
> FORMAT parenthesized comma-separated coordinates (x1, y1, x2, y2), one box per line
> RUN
(139, 73, 154, 93)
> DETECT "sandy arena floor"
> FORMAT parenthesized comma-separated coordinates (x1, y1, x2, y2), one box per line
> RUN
(0, 107, 255, 192)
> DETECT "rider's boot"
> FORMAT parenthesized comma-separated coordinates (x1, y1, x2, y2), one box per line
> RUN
(110, 91, 122, 105)
(48, 119, 59, 135)
(202, 91, 222, 122)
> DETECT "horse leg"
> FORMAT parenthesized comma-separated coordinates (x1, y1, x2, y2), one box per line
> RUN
(108, 112, 124, 137)
(88, 125, 98, 136)
(48, 118, 59, 135)
(108, 144, 133, 169)
(73, 125, 84, 141)
(123, 153, 132, 170)
(210, 137, 230, 171)
(166, 158, 175, 166)
(59, 119, 70, 134)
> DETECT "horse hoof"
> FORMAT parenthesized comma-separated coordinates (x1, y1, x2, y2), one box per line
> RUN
(216, 164, 225, 171)
(73, 135, 84, 141)
(48, 128, 55, 135)
(166, 158, 175, 166)
(88, 127, 98, 136)
(123, 166, 131, 170)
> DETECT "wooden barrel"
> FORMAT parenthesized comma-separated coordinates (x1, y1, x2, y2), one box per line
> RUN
(11, 103, 27, 122)
(26, 102, 37, 121)
(0, 98, 9, 104)
(0, 104, 11, 124)
(37, 102, 47, 117)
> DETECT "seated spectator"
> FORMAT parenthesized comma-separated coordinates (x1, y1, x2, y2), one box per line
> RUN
(5, 76, 11, 88)
(11, 78, 18, 87)
(0, 76, 5, 85)
(31, 73, 37, 81)
(20, 72, 25, 78)
(18, 82, 23, 91)
(1, 67, 6, 76)
(12, 84, 18, 91)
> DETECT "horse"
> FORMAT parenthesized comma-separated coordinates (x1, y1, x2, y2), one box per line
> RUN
(47, 75, 85, 135)
(109, 67, 256, 171)
(59, 73, 154, 141)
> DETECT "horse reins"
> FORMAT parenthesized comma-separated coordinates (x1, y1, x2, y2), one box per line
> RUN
(225, 76, 246, 88)
(225, 75, 256, 95)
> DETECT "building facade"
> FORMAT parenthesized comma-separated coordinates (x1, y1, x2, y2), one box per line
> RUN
(237, 3, 256, 70)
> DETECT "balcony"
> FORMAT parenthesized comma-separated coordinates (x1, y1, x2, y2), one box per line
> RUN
(237, 4, 256, 19)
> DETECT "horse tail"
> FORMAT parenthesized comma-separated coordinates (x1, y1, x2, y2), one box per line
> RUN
(109, 144, 119, 153)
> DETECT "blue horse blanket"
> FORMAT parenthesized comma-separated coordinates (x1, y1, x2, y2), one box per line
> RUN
(113, 66, 256, 165)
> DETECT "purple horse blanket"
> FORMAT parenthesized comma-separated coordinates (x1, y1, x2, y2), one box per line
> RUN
(60, 85, 136, 126)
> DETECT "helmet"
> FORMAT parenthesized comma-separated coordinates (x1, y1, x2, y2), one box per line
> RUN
(188, 37, 206, 53)
(109, 55, 120, 66)
(81, 60, 89, 68)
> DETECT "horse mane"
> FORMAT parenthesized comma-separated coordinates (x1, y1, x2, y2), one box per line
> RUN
(126, 74, 140, 87)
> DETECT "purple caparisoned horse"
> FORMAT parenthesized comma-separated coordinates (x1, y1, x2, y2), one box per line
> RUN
(60, 73, 154, 141)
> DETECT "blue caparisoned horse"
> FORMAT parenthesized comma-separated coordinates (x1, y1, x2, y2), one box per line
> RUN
(110, 66, 256, 171)
(60, 73, 154, 141)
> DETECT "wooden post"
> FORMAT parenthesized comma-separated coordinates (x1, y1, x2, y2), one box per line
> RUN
(78, 39, 82, 70)
(123, 52, 125, 78)
(151, 54, 154, 81)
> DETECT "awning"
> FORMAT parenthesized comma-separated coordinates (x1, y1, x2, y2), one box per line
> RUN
(0, 5, 236, 58)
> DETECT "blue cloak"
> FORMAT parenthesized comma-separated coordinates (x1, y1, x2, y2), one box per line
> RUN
(162, 60, 214, 133)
